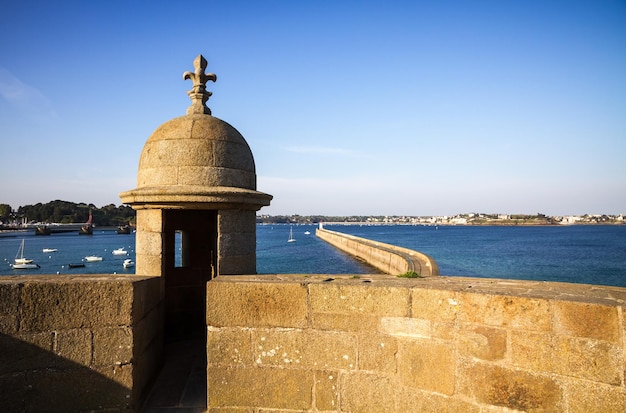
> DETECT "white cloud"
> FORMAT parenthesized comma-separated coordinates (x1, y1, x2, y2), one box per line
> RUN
(0, 66, 58, 121)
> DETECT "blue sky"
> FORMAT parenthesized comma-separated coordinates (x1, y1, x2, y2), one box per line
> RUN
(1, 1, 625, 216)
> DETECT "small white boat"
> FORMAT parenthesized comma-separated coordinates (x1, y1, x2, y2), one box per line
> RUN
(11, 262, 40, 270)
(288, 225, 296, 243)
(304, 231, 311, 235)
(42, 248, 58, 253)
(14, 239, 34, 264)
(84, 256, 103, 262)
(123, 259, 135, 269)
(112, 248, 128, 255)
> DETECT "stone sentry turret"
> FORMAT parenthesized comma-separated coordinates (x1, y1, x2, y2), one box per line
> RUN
(119, 55, 272, 340)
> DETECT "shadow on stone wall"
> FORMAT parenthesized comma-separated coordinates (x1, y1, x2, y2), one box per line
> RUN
(0, 333, 133, 412)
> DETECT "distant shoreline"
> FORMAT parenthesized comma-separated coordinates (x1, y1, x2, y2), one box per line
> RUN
(319, 222, 625, 226)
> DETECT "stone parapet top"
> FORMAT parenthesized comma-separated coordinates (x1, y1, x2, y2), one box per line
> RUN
(211, 274, 626, 306)
(0, 274, 158, 283)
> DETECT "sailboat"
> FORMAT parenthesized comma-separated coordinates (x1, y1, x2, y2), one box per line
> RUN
(288, 225, 296, 243)
(14, 239, 33, 264)
(12, 239, 40, 269)
(79, 210, 93, 235)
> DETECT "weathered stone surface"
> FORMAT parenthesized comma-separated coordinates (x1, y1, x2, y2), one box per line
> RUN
(207, 327, 253, 367)
(395, 387, 482, 413)
(314, 370, 339, 411)
(135, 253, 162, 277)
(341, 371, 479, 413)
(208, 366, 312, 410)
(311, 311, 382, 332)
(19, 280, 133, 330)
(411, 287, 459, 322)
(130, 277, 163, 325)
(206, 280, 308, 328)
(510, 330, 623, 385)
(431, 320, 457, 340)
(177, 166, 256, 188)
(358, 333, 398, 373)
(55, 328, 92, 366)
(565, 378, 626, 413)
(27, 368, 132, 412)
(459, 362, 564, 411)
(552, 300, 620, 342)
(135, 208, 163, 232)
(217, 254, 256, 275)
(309, 282, 409, 317)
(0, 314, 17, 334)
(93, 327, 134, 366)
(509, 330, 569, 376)
(0, 281, 21, 314)
(138, 166, 179, 187)
(623, 306, 626, 384)
(0, 282, 21, 334)
(133, 304, 163, 358)
(456, 291, 552, 331)
(94, 363, 135, 388)
(135, 230, 163, 257)
(380, 316, 432, 339)
(340, 372, 401, 412)
(136, 115, 256, 190)
(142, 138, 213, 168)
(458, 324, 507, 361)
(218, 209, 256, 233)
(189, 116, 247, 144)
(0, 274, 161, 412)
(219, 233, 256, 255)
(397, 337, 455, 395)
(211, 139, 255, 170)
(204, 275, 626, 412)
(251, 329, 357, 370)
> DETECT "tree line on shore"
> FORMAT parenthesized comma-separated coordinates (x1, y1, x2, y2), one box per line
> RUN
(0, 200, 135, 227)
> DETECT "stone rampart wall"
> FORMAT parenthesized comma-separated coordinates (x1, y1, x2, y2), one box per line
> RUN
(316, 227, 439, 276)
(0, 274, 162, 412)
(206, 274, 626, 412)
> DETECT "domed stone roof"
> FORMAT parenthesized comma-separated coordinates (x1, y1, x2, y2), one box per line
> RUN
(137, 114, 256, 190)
(119, 55, 272, 209)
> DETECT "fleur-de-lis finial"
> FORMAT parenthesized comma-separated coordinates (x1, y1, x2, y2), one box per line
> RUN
(183, 55, 217, 115)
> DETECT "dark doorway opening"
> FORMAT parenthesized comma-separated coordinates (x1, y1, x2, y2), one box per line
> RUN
(163, 209, 217, 342)
(142, 209, 216, 411)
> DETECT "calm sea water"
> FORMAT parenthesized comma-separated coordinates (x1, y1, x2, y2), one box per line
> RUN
(317, 223, 626, 287)
(0, 229, 137, 276)
(1, 225, 625, 288)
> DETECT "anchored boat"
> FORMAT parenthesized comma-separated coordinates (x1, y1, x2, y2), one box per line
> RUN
(14, 239, 34, 264)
